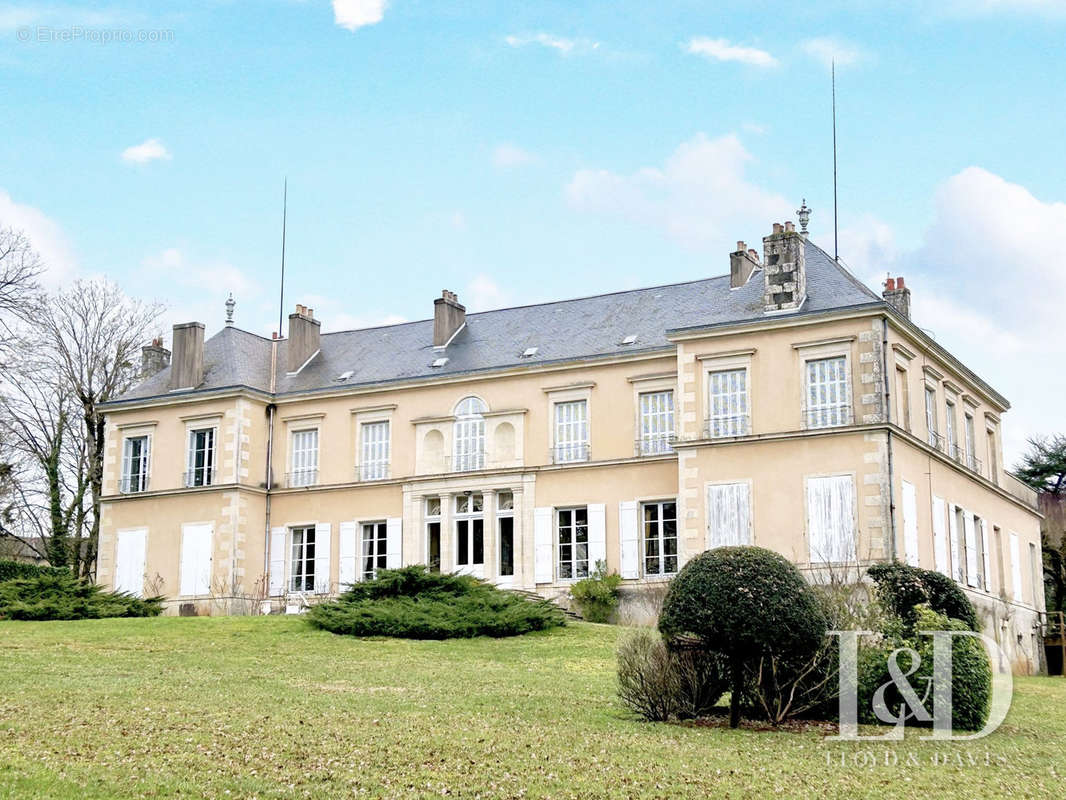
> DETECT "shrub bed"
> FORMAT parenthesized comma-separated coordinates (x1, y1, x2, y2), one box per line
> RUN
(307, 566, 566, 639)
(0, 572, 164, 621)
(0, 559, 66, 582)
(569, 560, 622, 622)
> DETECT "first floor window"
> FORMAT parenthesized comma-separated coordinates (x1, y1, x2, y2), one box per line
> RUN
(638, 391, 674, 454)
(945, 400, 957, 459)
(954, 506, 968, 584)
(554, 400, 589, 463)
(122, 435, 150, 493)
(290, 526, 316, 592)
(361, 521, 387, 581)
(186, 427, 215, 487)
(453, 397, 486, 472)
(805, 356, 849, 428)
(291, 429, 319, 487)
(964, 414, 977, 471)
(360, 420, 390, 481)
(707, 482, 751, 549)
(557, 507, 589, 580)
(642, 500, 677, 576)
(707, 368, 749, 437)
(806, 475, 855, 563)
(925, 386, 939, 448)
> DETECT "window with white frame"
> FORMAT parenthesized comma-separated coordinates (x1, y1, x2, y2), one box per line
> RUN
(553, 400, 589, 463)
(707, 369, 749, 437)
(453, 397, 486, 472)
(289, 525, 316, 592)
(805, 356, 849, 428)
(498, 491, 515, 577)
(290, 429, 319, 487)
(925, 386, 939, 448)
(360, 521, 387, 581)
(806, 475, 856, 563)
(360, 420, 390, 481)
(986, 426, 998, 482)
(707, 482, 752, 549)
(557, 507, 589, 579)
(945, 399, 958, 460)
(186, 427, 216, 487)
(455, 493, 484, 569)
(638, 391, 674, 455)
(964, 413, 977, 471)
(425, 496, 441, 573)
(121, 435, 151, 493)
(642, 500, 677, 576)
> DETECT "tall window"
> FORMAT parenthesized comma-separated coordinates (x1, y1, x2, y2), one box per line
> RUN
(290, 429, 319, 487)
(945, 400, 957, 460)
(289, 526, 316, 592)
(954, 506, 968, 584)
(638, 391, 674, 455)
(707, 482, 752, 549)
(360, 521, 387, 581)
(557, 507, 589, 580)
(186, 427, 215, 487)
(805, 357, 849, 428)
(974, 516, 987, 590)
(554, 400, 589, 463)
(964, 413, 977, 471)
(453, 397, 486, 472)
(121, 435, 150, 493)
(707, 369, 749, 437)
(455, 493, 484, 570)
(987, 428, 998, 482)
(895, 367, 911, 431)
(498, 491, 515, 578)
(360, 420, 390, 481)
(642, 500, 677, 576)
(425, 497, 441, 573)
(806, 475, 856, 563)
(925, 386, 939, 448)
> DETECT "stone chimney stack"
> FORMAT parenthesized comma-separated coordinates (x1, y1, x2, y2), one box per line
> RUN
(287, 304, 321, 373)
(170, 322, 205, 390)
(762, 220, 806, 313)
(141, 337, 171, 378)
(883, 276, 912, 319)
(433, 289, 466, 348)
(729, 240, 761, 288)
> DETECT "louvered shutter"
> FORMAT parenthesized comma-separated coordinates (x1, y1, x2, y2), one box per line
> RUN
(901, 480, 919, 567)
(338, 521, 357, 588)
(980, 519, 992, 592)
(708, 483, 751, 549)
(964, 512, 978, 588)
(618, 500, 639, 579)
(269, 526, 286, 596)
(534, 507, 553, 584)
(932, 496, 949, 576)
(314, 522, 332, 594)
(948, 506, 961, 582)
(385, 517, 402, 569)
(807, 475, 855, 563)
(587, 504, 606, 571)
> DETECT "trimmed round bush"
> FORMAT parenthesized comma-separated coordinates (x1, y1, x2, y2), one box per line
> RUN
(658, 546, 828, 727)
(0, 572, 164, 620)
(307, 566, 566, 639)
(867, 562, 979, 632)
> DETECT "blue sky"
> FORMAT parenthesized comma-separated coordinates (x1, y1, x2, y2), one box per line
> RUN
(1, 0, 1063, 460)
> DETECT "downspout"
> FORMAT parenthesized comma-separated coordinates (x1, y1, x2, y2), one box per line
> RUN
(882, 316, 897, 563)
(263, 338, 279, 598)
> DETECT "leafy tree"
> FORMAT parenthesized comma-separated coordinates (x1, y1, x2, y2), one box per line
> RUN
(1015, 434, 1066, 495)
(1015, 435, 1066, 612)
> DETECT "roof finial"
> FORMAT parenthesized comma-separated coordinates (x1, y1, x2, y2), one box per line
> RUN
(225, 293, 235, 326)
(796, 198, 811, 237)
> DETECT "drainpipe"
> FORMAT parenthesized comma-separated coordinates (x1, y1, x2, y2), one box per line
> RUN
(882, 317, 897, 562)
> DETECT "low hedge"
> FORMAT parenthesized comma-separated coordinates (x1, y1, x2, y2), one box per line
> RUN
(307, 566, 566, 639)
(0, 572, 164, 621)
(0, 559, 67, 583)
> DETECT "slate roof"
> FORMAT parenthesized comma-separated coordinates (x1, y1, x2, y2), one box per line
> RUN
(110, 240, 884, 405)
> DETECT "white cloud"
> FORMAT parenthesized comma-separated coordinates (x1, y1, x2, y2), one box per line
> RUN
(741, 122, 769, 136)
(0, 6, 130, 31)
(464, 274, 513, 312)
(332, 0, 386, 31)
(491, 143, 535, 169)
(566, 132, 792, 251)
(504, 33, 600, 55)
(0, 188, 77, 285)
(121, 138, 171, 164)
(683, 37, 778, 68)
(142, 248, 254, 296)
(800, 36, 869, 69)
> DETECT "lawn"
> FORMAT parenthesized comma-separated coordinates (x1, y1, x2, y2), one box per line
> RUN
(0, 616, 1063, 799)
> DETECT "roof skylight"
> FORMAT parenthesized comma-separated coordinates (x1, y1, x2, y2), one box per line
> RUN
(521, 347, 538, 358)
(621, 335, 637, 345)
(335, 370, 353, 381)
(431, 357, 449, 368)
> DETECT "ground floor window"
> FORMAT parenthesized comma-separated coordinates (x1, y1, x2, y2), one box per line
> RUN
(456, 493, 484, 568)
(642, 500, 677, 576)
(361, 521, 387, 581)
(557, 507, 589, 580)
(498, 490, 515, 577)
(290, 526, 316, 592)
(425, 497, 441, 572)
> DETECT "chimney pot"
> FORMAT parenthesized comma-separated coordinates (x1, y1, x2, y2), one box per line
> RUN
(784, 220, 795, 233)
(747, 248, 759, 261)
(896, 277, 905, 289)
(885, 277, 896, 291)
(736, 241, 746, 252)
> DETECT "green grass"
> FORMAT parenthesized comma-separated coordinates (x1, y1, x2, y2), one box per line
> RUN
(0, 616, 1063, 799)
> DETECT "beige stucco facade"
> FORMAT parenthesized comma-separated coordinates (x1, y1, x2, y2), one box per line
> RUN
(97, 299, 1045, 671)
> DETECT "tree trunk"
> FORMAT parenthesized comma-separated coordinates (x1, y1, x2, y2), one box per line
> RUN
(729, 658, 743, 729)
(44, 422, 69, 568)
(81, 408, 105, 581)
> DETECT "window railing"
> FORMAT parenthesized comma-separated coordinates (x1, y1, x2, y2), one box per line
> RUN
(183, 469, 215, 488)
(946, 442, 963, 463)
(803, 404, 853, 429)
(636, 436, 674, 456)
(966, 454, 983, 477)
(119, 475, 150, 494)
(551, 443, 590, 464)
(927, 432, 946, 453)
(704, 413, 751, 439)
(357, 462, 390, 482)
(286, 469, 318, 488)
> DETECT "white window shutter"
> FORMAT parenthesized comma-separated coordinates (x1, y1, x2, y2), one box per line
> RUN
(338, 521, 357, 588)
(180, 524, 213, 597)
(1009, 532, 1023, 602)
(948, 506, 961, 582)
(806, 475, 855, 563)
(980, 519, 992, 592)
(901, 480, 919, 567)
(707, 483, 751, 549)
(385, 517, 402, 569)
(618, 500, 639, 579)
(115, 529, 147, 596)
(963, 512, 978, 588)
(314, 522, 332, 594)
(269, 526, 286, 596)
(534, 507, 553, 584)
(932, 496, 949, 576)
(587, 504, 607, 571)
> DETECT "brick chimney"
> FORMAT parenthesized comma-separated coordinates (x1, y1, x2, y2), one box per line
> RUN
(883, 276, 911, 319)
(729, 241, 761, 288)
(287, 304, 321, 373)
(170, 322, 205, 390)
(433, 290, 466, 348)
(762, 221, 806, 313)
(141, 337, 170, 378)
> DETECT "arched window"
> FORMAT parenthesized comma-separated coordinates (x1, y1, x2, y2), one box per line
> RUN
(453, 396, 486, 471)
